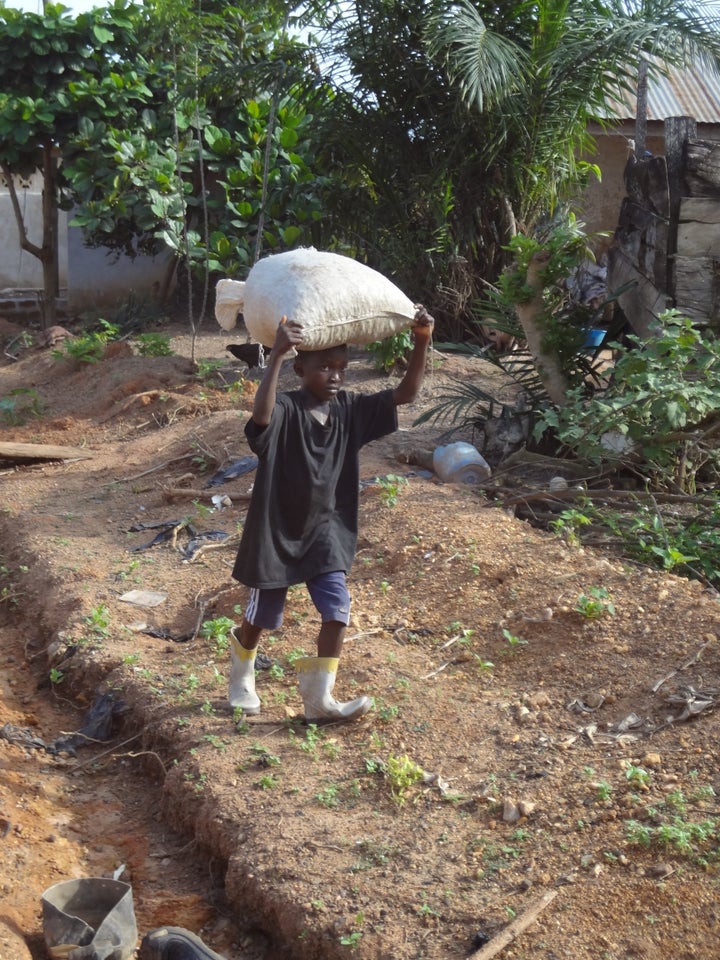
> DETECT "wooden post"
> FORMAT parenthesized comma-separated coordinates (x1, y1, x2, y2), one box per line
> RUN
(635, 58, 649, 158)
(665, 116, 697, 300)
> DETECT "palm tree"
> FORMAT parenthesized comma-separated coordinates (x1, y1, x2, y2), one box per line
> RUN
(423, 0, 720, 399)
(427, 0, 720, 229)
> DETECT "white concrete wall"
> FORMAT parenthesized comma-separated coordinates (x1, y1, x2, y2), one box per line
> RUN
(66, 222, 173, 313)
(0, 170, 170, 312)
(0, 171, 68, 289)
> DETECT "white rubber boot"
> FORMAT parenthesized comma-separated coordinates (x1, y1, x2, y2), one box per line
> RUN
(296, 657, 372, 723)
(228, 629, 260, 714)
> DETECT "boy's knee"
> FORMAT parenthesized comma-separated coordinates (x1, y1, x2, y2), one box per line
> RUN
(308, 572, 351, 626)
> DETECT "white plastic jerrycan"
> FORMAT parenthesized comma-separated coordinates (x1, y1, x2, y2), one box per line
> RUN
(433, 442, 491, 484)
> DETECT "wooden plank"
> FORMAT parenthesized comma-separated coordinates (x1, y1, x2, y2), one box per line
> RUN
(646, 156, 670, 218)
(607, 246, 669, 338)
(622, 154, 669, 215)
(685, 139, 720, 197)
(612, 200, 668, 287)
(679, 197, 720, 224)
(0, 441, 93, 461)
(676, 220, 720, 258)
(673, 256, 720, 328)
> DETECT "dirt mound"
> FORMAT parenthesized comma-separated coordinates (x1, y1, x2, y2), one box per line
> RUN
(2, 326, 720, 960)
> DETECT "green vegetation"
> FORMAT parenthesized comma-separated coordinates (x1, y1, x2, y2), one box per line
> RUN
(574, 587, 615, 620)
(0, 557, 28, 608)
(386, 753, 425, 805)
(134, 333, 173, 357)
(538, 313, 720, 492)
(376, 474, 409, 508)
(83, 604, 111, 639)
(366, 330, 413, 372)
(315, 783, 340, 808)
(0, 388, 44, 425)
(52, 320, 121, 364)
(201, 617, 235, 656)
(501, 628, 528, 651)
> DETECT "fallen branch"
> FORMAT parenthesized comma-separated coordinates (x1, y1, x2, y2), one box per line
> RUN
(498, 488, 716, 509)
(0, 440, 93, 462)
(104, 453, 196, 486)
(187, 533, 242, 563)
(421, 660, 454, 680)
(470, 890, 558, 959)
(343, 628, 383, 644)
(161, 486, 252, 503)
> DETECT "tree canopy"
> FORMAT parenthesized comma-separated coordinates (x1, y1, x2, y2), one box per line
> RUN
(3, 0, 720, 339)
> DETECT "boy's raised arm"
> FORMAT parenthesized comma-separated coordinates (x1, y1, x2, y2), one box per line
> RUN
(393, 305, 434, 407)
(252, 317, 304, 426)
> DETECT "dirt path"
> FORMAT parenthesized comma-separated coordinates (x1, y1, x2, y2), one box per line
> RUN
(2, 319, 720, 960)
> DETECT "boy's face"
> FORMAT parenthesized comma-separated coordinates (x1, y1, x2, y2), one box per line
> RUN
(294, 345, 348, 402)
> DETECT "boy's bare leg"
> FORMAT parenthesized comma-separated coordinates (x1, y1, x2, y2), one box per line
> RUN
(237, 619, 263, 651)
(317, 621, 346, 659)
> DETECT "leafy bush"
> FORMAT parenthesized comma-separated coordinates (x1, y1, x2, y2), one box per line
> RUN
(549, 492, 720, 590)
(134, 332, 173, 357)
(52, 319, 121, 364)
(536, 312, 720, 493)
(0, 387, 44, 425)
(366, 329, 413, 372)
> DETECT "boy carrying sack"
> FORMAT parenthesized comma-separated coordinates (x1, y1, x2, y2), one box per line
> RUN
(229, 306, 434, 722)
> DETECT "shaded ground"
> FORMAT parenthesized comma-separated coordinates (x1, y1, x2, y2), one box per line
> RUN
(1, 317, 720, 960)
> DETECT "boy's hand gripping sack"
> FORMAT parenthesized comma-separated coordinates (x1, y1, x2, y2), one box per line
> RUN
(215, 248, 416, 350)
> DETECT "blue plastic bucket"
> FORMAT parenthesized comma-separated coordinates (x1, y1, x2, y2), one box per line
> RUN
(583, 329, 606, 349)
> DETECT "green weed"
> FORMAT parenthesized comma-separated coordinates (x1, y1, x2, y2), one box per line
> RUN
(376, 474, 409, 508)
(134, 332, 173, 356)
(201, 617, 234, 656)
(53, 319, 120, 364)
(386, 753, 425, 805)
(575, 587, 615, 619)
(315, 783, 339, 808)
(501, 628, 528, 651)
(366, 329, 413, 372)
(83, 604, 111, 639)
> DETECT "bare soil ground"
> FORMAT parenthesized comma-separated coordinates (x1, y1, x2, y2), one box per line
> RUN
(1, 317, 720, 960)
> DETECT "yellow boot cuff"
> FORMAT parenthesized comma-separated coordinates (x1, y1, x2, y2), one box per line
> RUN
(295, 656, 339, 674)
(231, 636, 256, 660)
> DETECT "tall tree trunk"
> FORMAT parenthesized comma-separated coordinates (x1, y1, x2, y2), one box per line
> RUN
(41, 142, 60, 330)
(635, 57, 649, 159)
(514, 251, 569, 406)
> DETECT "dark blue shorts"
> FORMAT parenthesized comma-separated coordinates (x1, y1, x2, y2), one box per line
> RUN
(244, 571, 351, 630)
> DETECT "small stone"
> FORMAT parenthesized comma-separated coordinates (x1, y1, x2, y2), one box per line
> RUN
(502, 798, 520, 823)
(642, 752, 662, 768)
(515, 705, 532, 724)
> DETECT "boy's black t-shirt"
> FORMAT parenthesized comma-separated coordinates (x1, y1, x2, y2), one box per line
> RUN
(232, 388, 397, 589)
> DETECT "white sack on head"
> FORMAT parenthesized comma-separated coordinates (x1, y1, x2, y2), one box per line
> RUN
(238, 248, 416, 350)
(215, 279, 246, 331)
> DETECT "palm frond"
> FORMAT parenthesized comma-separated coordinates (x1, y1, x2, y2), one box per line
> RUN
(424, 0, 528, 111)
(413, 376, 501, 428)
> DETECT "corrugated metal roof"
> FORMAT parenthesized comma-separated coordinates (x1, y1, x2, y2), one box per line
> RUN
(606, 61, 720, 124)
